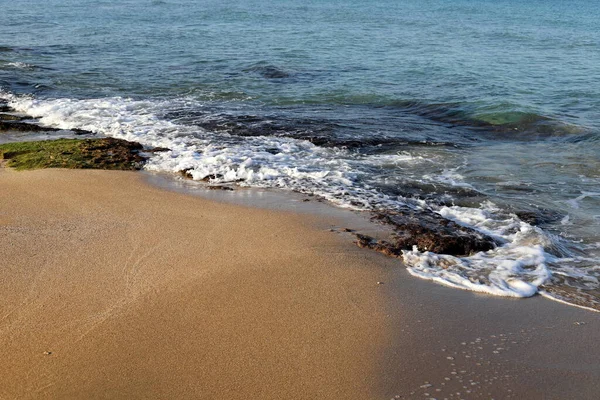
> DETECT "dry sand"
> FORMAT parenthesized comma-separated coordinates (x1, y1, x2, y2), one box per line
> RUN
(1, 168, 599, 399)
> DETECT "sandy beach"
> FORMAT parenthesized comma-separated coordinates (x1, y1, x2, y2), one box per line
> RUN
(1, 168, 599, 399)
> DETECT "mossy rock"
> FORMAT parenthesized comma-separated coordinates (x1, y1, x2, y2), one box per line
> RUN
(0, 138, 146, 170)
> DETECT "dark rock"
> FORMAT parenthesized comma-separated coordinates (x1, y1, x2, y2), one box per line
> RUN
(200, 174, 224, 182)
(515, 209, 563, 226)
(0, 120, 61, 133)
(207, 185, 234, 191)
(355, 233, 374, 249)
(77, 138, 145, 170)
(358, 210, 497, 257)
(0, 113, 28, 121)
(178, 171, 238, 184)
(71, 128, 95, 135)
(145, 146, 171, 153)
(259, 66, 290, 79)
(0, 107, 94, 135)
(355, 234, 404, 257)
(246, 65, 291, 79)
(179, 168, 194, 179)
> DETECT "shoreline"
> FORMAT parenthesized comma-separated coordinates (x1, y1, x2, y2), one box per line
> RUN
(147, 170, 600, 314)
(0, 168, 392, 399)
(3, 102, 599, 313)
(1, 168, 599, 399)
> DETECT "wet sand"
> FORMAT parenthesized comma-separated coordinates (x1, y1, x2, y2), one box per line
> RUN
(1, 168, 599, 399)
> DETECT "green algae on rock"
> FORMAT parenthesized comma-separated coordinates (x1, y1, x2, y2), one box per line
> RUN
(0, 138, 146, 170)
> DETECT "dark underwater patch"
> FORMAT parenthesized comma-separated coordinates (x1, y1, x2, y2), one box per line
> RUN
(243, 63, 291, 79)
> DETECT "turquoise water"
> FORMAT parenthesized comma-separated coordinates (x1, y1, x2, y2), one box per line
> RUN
(2, 0, 599, 121)
(1, 0, 599, 310)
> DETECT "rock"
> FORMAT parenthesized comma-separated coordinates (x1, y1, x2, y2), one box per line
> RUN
(0, 113, 28, 121)
(515, 209, 563, 226)
(354, 234, 405, 257)
(0, 120, 95, 136)
(246, 65, 291, 79)
(0, 106, 95, 135)
(0, 120, 61, 133)
(76, 138, 145, 170)
(0, 138, 147, 170)
(200, 174, 224, 182)
(355, 210, 496, 257)
(145, 146, 171, 153)
(207, 185, 234, 191)
(71, 128, 95, 135)
(259, 66, 290, 79)
(179, 168, 194, 179)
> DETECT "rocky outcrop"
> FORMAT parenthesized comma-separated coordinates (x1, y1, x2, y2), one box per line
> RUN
(0, 120, 62, 133)
(0, 138, 147, 170)
(76, 138, 146, 169)
(355, 209, 497, 257)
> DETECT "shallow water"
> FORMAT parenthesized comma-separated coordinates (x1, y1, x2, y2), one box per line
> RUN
(1, 0, 599, 310)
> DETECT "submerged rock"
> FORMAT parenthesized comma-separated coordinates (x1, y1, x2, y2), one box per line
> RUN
(355, 210, 496, 257)
(245, 64, 291, 79)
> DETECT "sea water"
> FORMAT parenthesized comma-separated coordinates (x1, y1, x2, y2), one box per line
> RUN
(1, 0, 599, 310)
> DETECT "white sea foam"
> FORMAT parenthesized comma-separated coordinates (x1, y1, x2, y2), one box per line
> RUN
(2, 92, 393, 211)
(4, 61, 36, 69)
(404, 241, 551, 298)
(2, 91, 598, 309)
(423, 168, 474, 189)
(361, 152, 425, 167)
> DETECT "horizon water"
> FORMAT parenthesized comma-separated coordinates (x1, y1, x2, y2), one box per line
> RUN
(1, 0, 599, 311)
